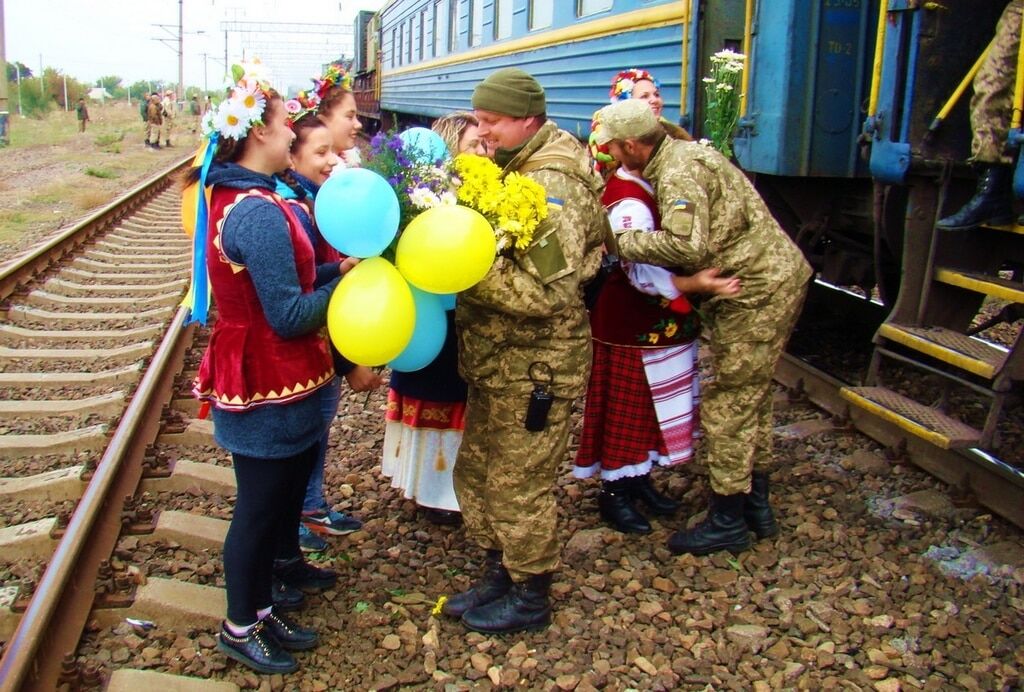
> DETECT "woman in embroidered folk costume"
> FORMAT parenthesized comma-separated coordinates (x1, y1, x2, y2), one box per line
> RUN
(189, 62, 338, 675)
(381, 112, 486, 526)
(575, 69, 740, 535)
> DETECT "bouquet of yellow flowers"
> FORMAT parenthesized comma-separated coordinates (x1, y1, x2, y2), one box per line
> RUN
(451, 154, 548, 252)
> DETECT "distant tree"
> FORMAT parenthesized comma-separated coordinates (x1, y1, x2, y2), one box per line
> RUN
(19, 78, 55, 118)
(5, 60, 32, 82)
(97, 75, 127, 99)
(41, 67, 89, 108)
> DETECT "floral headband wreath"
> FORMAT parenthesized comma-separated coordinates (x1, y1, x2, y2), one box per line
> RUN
(201, 59, 274, 141)
(285, 63, 353, 122)
(609, 68, 660, 103)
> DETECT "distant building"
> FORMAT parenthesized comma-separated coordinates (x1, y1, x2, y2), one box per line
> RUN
(88, 87, 112, 101)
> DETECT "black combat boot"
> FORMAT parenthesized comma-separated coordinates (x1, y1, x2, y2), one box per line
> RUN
(629, 473, 681, 516)
(598, 479, 651, 534)
(936, 164, 1014, 230)
(165, 139, 172, 147)
(667, 492, 751, 556)
(461, 573, 552, 634)
(441, 549, 512, 618)
(744, 470, 779, 539)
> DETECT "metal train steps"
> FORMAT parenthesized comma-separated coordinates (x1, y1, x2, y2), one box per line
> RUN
(839, 386, 980, 449)
(934, 268, 1024, 304)
(877, 323, 1009, 379)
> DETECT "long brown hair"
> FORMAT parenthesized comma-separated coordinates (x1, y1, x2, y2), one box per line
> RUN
(431, 111, 478, 156)
(183, 90, 283, 186)
(316, 85, 354, 120)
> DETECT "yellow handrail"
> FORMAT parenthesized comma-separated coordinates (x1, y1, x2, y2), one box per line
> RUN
(868, 1, 889, 118)
(929, 43, 990, 132)
(740, 0, 754, 117)
(1013, 7, 1024, 130)
(681, 0, 691, 115)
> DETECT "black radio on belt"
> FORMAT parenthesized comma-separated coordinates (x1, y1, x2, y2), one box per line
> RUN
(525, 362, 554, 432)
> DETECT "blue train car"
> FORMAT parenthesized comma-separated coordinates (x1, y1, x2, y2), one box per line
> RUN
(377, 0, 685, 138)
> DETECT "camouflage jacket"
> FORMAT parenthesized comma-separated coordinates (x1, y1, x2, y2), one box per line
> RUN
(456, 121, 608, 398)
(614, 138, 812, 314)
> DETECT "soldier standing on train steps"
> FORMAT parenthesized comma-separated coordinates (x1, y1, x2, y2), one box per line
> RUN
(595, 98, 813, 557)
(441, 67, 607, 635)
(937, 0, 1023, 230)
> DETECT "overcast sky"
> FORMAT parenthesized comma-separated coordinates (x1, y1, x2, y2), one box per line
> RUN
(6, 0, 387, 93)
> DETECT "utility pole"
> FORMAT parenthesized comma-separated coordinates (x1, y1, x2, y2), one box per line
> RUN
(16, 63, 22, 116)
(62, 73, 67, 111)
(0, 0, 9, 145)
(177, 0, 183, 101)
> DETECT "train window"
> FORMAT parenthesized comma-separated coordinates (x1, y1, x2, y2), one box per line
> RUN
(530, 0, 554, 30)
(403, 17, 411, 63)
(578, 0, 613, 16)
(434, 0, 447, 56)
(391, 27, 398, 67)
(396, 25, 403, 66)
(420, 9, 427, 60)
(470, 0, 483, 47)
(495, 0, 513, 39)
(448, 0, 458, 52)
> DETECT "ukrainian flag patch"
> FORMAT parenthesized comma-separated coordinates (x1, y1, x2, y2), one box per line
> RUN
(546, 196, 564, 211)
(673, 199, 693, 213)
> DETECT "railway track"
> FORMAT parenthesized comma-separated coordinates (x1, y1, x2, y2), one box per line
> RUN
(0, 158, 1019, 690)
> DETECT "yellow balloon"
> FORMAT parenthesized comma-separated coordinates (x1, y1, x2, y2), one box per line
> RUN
(326, 257, 415, 366)
(395, 205, 496, 294)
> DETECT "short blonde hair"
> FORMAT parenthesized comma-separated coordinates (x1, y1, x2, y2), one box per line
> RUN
(431, 111, 479, 156)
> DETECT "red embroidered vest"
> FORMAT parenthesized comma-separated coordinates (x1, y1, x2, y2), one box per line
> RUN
(193, 187, 334, 410)
(590, 174, 699, 347)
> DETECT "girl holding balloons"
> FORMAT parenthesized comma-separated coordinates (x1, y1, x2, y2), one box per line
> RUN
(380, 112, 487, 526)
(188, 67, 338, 675)
(276, 112, 383, 551)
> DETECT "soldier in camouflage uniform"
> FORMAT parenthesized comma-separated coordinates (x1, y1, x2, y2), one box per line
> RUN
(938, 0, 1023, 229)
(594, 99, 813, 556)
(441, 68, 607, 634)
(145, 93, 163, 149)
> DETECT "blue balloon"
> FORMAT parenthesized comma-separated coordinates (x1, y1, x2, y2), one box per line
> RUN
(315, 168, 400, 258)
(399, 127, 449, 164)
(388, 286, 447, 372)
(438, 293, 456, 311)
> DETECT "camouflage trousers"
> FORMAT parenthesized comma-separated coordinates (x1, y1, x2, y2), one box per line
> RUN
(453, 385, 575, 581)
(145, 122, 160, 144)
(971, 0, 1023, 163)
(161, 119, 174, 143)
(701, 277, 808, 495)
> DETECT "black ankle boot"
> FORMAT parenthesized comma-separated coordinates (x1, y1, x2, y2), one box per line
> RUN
(667, 492, 752, 556)
(936, 164, 1014, 230)
(441, 549, 512, 618)
(598, 480, 651, 534)
(629, 474, 681, 516)
(461, 573, 552, 634)
(744, 471, 779, 539)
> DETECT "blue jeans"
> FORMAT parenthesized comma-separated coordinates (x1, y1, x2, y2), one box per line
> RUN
(303, 376, 341, 513)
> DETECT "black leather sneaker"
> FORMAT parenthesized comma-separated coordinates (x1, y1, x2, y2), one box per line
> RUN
(217, 620, 297, 675)
(273, 556, 338, 593)
(262, 608, 318, 651)
(272, 578, 305, 612)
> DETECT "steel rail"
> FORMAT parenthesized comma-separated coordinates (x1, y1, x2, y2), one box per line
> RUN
(0, 154, 192, 303)
(775, 353, 1024, 531)
(0, 306, 195, 692)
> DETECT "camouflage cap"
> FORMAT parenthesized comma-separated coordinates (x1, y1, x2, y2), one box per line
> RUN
(593, 99, 659, 145)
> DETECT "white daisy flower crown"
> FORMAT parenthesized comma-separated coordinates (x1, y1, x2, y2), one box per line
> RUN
(202, 59, 274, 141)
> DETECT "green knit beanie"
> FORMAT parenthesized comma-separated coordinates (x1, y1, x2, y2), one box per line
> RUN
(472, 68, 546, 117)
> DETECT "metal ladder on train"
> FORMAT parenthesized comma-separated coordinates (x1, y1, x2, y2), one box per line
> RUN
(840, 221, 1024, 450)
